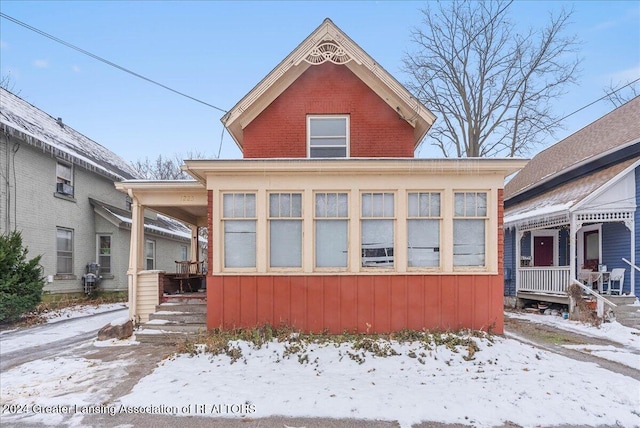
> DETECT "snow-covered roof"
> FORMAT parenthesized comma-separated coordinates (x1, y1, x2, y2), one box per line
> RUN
(0, 88, 140, 181)
(90, 198, 193, 242)
(504, 157, 638, 228)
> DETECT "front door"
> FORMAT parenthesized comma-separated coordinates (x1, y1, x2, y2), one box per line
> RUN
(583, 230, 600, 270)
(533, 236, 554, 266)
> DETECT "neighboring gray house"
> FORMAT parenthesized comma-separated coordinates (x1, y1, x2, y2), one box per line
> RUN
(0, 88, 199, 295)
(504, 96, 640, 303)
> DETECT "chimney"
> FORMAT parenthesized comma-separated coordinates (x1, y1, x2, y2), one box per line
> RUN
(57, 117, 64, 128)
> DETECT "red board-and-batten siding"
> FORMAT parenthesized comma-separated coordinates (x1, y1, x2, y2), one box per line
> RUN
(206, 190, 506, 334)
(242, 63, 416, 158)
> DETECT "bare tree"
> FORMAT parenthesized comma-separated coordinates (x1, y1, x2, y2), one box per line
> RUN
(603, 79, 639, 108)
(132, 151, 208, 180)
(1, 74, 20, 94)
(403, 0, 581, 158)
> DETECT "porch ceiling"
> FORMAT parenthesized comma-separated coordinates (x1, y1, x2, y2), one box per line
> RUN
(114, 180, 208, 227)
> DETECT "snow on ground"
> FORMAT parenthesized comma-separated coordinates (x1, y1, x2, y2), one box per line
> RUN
(115, 335, 640, 428)
(0, 307, 128, 355)
(1, 355, 133, 427)
(1, 305, 639, 427)
(506, 311, 640, 351)
(41, 302, 127, 324)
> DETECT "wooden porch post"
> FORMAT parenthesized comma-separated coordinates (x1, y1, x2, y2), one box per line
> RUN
(190, 225, 199, 262)
(127, 192, 145, 322)
(630, 219, 636, 296)
(569, 214, 577, 281)
(515, 227, 522, 294)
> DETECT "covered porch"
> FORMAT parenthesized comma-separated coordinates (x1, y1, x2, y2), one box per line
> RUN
(115, 180, 209, 323)
(506, 208, 636, 304)
(505, 161, 637, 303)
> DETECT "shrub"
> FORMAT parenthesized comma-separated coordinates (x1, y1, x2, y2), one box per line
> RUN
(0, 232, 45, 324)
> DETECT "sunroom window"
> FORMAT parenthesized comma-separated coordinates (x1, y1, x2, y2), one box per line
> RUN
(315, 192, 348, 268)
(361, 192, 394, 268)
(453, 192, 487, 267)
(223, 193, 256, 268)
(408, 192, 441, 268)
(308, 116, 348, 158)
(269, 193, 302, 268)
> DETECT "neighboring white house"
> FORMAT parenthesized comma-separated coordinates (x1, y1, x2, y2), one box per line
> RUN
(0, 88, 200, 295)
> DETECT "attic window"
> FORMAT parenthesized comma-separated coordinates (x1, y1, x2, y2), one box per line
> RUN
(307, 116, 349, 158)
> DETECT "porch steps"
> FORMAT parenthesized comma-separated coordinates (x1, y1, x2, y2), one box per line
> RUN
(612, 300, 640, 329)
(136, 301, 207, 345)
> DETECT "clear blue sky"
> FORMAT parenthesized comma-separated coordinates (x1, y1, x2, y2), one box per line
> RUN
(1, 1, 639, 162)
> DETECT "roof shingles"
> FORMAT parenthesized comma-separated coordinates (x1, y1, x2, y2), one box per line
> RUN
(506, 96, 640, 199)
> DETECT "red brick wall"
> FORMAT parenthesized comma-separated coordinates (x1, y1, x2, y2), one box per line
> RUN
(242, 63, 416, 158)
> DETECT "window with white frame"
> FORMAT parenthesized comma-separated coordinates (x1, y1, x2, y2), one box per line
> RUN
(407, 192, 441, 268)
(145, 240, 156, 270)
(56, 161, 74, 196)
(361, 192, 394, 268)
(269, 193, 302, 268)
(180, 245, 188, 261)
(56, 227, 73, 274)
(223, 193, 256, 268)
(315, 192, 348, 268)
(453, 192, 487, 267)
(97, 235, 112, 274)
(308, 116, 349, 158)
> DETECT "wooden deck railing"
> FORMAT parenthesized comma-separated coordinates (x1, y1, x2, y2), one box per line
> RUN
(518, 266, 571, 295)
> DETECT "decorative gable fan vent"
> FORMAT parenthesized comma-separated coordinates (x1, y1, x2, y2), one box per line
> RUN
(304, 41, 352, 65)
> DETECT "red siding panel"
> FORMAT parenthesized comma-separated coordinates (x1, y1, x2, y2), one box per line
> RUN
(407, 276, 425, 330)
(340, 277, 357, 331)
(240, 276, 257, 327)
(323, 277, 341, 333)
(256, 277, 274, 325)
(373, 276, 391, 333)
(356, 277, 374, 332)
(273, 276, 291, 326)
(206, 274, 504, 334)
(390, 276, 407, 332)
(307, 276, 324, 332)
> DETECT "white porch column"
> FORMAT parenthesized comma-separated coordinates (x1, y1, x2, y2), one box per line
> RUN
(569, 214, 577, 281)
(515, 228, 523, 293)
(127, 194, 145, 322)
(630, 219, 636, 296)
(190, 225, 199, 262)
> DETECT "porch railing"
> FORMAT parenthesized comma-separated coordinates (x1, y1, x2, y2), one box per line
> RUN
(518, 266, 571, 294)
(569, 280, 617, 319)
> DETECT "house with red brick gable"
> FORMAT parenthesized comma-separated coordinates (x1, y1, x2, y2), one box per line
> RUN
(117, 19, 526, 336)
